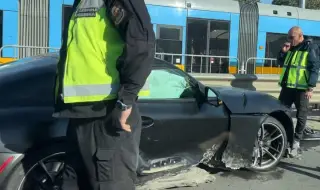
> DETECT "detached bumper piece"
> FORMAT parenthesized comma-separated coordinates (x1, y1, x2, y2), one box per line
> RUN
(138, 156, 188, 175)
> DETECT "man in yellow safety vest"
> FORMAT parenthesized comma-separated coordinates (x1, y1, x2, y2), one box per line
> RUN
(52, 0, 155, 189)
(278, 26, 320, 157)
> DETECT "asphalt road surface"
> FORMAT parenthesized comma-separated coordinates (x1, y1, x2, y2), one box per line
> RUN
(174, 117, 320, 190)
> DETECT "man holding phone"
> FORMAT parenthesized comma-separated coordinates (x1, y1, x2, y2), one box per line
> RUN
(277, 26, 320, 156)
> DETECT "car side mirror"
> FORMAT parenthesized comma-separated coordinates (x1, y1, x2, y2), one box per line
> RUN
(205, 86, 223, 106)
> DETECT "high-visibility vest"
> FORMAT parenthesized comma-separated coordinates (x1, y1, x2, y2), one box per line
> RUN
(279, 50, 309, 90)
(57, 0, 150, 104)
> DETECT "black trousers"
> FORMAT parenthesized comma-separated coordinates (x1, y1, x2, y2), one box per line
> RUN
(279, 87, 309, 140)
(61, 106, 142, 190)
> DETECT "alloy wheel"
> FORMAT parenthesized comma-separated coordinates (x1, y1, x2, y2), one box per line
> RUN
(250, 122, 286, 170)
(18, 152, 65, 190)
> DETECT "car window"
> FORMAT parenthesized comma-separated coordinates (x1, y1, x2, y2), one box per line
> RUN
(207, 89, 217, 98)
(139, 68, 199, 100)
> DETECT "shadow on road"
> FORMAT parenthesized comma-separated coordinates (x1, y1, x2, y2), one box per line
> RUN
(301, 140, 320, 151)
(278, 162, 320, 180)
(198, 163, 285, 181)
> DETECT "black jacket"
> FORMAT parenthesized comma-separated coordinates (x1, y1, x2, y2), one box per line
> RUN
(277, 40, 320, 88)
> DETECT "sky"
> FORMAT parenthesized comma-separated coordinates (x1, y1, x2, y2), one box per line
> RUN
(261, 0, 273, 4)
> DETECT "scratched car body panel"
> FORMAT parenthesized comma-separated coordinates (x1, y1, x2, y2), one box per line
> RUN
(0, 54, 294, 188)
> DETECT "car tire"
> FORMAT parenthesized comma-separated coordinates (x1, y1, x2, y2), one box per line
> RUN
(3, 142, 66, 190)
(249, 116, 287, 172)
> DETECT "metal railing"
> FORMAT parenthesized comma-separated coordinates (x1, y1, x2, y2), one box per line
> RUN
(0, 45, 60, 59)
(0, 46, 284, 75)
(245, 57, 280, 74)
(155, 53, 239, 74)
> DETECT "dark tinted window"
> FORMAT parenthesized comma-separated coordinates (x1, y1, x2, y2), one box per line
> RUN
(0, 10, 3, 56)
(186, 18, 230, 73)
(156, 25, 183, 64)
(159, 27, 180, 40)
(265, 32, 287, 67)
(304, 35, 320, 45)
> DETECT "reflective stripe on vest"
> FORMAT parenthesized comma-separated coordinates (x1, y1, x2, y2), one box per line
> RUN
(278, 50, 309, 90)
(63, 82, 150, 98)
(61, 0, 150, 103)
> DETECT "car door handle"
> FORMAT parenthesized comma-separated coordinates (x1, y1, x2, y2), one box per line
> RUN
(141, 116, 154, 129)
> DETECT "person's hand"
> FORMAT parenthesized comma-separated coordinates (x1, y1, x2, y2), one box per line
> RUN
(305, 90, 313, 99)
(282, 42, 291, 53)
(119, 107, 132, 132)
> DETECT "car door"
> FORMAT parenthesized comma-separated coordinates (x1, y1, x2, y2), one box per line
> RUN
(137, 65, 229, 159)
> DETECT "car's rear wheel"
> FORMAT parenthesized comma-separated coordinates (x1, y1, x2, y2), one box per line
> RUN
(249, 116, 287, 171)
(4, 143, 66, 190)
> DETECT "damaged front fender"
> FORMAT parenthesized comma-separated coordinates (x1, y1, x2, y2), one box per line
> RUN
(221, 114, 268, 170)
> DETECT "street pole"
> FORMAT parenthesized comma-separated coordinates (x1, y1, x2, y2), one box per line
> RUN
(299, 0, 306, 8)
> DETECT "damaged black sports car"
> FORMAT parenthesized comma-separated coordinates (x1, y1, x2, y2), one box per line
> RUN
(0, 54, 294, 189)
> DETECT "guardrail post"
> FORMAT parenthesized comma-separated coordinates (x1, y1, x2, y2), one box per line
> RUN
(238, 61, 246, 74)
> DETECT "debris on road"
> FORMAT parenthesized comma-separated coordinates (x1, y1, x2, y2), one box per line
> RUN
(136, 167, 215, 190)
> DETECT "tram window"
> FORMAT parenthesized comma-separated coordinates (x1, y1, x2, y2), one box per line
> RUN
(209, 20, 230, 56)
(209, 20, 230, 73)
(265, 33, 287, 66)
(0, 10, 3, 56)
(187, 19, 208, 55)
(156, 25, 183, 64)
(159, 27, 180, 40)
(305, 35, 320, 44)
(305, 36, 320, 73)
(62, 5, 73, 34)
(186, 18, 230, 73)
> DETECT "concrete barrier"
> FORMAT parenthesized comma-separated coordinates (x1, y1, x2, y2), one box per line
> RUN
(191, 73, 320, 103)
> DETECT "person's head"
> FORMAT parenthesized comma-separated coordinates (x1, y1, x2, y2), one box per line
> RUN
(287, 26, 304, 46)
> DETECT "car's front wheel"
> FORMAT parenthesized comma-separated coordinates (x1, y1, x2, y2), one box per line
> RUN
(249, 116, 287, 171)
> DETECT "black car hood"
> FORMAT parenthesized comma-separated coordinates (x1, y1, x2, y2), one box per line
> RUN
(211, 86, 289, 114)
